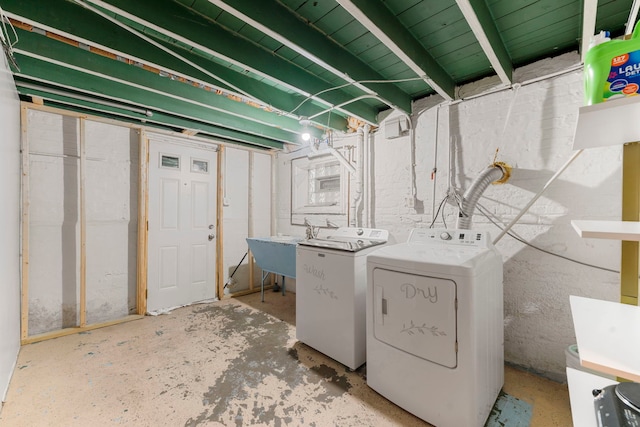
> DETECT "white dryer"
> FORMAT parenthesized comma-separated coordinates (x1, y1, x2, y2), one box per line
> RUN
(296, 227, 388, 370)
(366, 228, 503, 427)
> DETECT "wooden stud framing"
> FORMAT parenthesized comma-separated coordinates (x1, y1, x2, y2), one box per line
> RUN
(216, 145, 225, 299)
(79, 118, 87, 327)
(20, 102, 150, 343)
(20, 101, 276, 337)
(20, 105, 30, 341)
(248, 151, 255, 292)
(136, 130, 149, 315)
(22, 315, 144, 345)
(621, 142, 640, 306)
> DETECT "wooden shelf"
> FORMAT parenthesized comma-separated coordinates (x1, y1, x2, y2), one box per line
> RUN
(566, 368, 618, 427)
(573, 96, 640, 149)
(570, 295, 640, 382)
(571, 220, 640, 241)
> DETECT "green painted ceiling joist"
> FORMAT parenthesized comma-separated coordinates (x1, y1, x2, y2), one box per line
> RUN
(1, 0, 246, 90)
(209, 0, 414, 113)
(336, 0, 456, 100)
(458, 0, 513, 84)
(13, 28, 319, 137)
(13, 52, 300, 144)
(80, 0, 379, 124)
(3, 0, 352, 130)
(16, 83, 284, 149)
(148, 36, 349, 131)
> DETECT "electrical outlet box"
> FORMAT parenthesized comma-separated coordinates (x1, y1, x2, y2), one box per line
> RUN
(385, 116, 410, 139)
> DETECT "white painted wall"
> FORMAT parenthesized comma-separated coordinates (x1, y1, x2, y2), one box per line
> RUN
(85, 121, 139, 323)
(222, 149, 273, 293)
(26, 114, 139, 332)
(249, 152, 273, 288)
(27, 110, 81, 334)
(0, 55, 21, 403)
(222, 148, 250, 293)
(276, 52, 621, 381)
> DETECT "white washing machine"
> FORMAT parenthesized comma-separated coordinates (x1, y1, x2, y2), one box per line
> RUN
(296, 227, 389, 370)
(366, 228, 503, 427)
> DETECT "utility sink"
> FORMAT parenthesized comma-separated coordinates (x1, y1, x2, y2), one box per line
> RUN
(246, 236, 303, 301)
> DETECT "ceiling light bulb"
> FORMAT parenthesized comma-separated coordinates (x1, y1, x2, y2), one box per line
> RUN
(299, 116, 311, 142)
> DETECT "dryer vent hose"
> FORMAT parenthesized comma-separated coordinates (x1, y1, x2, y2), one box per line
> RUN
(457, 163, 510, 229)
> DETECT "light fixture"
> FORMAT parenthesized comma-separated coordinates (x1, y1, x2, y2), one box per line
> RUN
(299, 116, 311, 141)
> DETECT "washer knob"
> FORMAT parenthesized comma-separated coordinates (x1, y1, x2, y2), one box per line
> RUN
(440, 232, 452, 240)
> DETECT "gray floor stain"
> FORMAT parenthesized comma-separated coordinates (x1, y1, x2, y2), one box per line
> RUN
(183, 304, 356, 426)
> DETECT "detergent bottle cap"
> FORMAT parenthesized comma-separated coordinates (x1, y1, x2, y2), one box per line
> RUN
(588, 30, 611, 50)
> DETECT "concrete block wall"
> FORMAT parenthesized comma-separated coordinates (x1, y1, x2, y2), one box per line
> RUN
(276, 52, 621, 381)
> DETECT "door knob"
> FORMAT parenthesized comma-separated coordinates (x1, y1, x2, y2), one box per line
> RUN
(208, 233, 215, 241)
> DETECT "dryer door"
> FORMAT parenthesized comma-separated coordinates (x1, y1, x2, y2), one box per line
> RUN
(372, 268, 457, 368)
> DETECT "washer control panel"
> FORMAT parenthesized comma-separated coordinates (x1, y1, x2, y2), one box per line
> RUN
(408, 228, 490, 247)
(326, 227, 389, 241)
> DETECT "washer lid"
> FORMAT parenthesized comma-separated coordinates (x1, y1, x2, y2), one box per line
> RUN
(298, 237, 385, 252)
(372, 267, 457, 368)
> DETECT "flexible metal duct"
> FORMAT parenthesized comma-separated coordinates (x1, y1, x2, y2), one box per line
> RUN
(457, 165, 507, 229)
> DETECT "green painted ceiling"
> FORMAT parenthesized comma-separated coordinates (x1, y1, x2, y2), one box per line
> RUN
(0, 0, 636, 150)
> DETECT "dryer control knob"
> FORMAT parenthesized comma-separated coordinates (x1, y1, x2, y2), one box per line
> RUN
(440, 232, 452, 240)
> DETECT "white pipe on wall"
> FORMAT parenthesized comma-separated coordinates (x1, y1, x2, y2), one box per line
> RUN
(431, 106, 440, 217)
(363, 124, 372, 228)
(350, 127, 364, 227)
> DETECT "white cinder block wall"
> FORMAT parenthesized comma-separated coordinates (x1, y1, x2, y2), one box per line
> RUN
(276, 52, 621, 381)
(0, 55, 21, 404)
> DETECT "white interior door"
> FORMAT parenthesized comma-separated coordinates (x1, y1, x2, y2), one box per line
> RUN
(147, 138, 217, 312)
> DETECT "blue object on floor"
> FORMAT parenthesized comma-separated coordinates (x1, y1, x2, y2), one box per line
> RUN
(486, 391, 532, 427)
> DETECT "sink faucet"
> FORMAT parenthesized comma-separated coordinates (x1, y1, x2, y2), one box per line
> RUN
(304, 218, 319, 239)
(326, 219, 339, 228)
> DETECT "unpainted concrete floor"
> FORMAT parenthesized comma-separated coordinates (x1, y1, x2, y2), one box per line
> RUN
(0, 291, 573, 426)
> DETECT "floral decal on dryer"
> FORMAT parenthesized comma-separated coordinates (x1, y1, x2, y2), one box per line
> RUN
(400, 320, 447, 337)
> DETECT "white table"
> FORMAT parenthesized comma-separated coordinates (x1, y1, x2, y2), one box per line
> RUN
(570, 295, 640, 382)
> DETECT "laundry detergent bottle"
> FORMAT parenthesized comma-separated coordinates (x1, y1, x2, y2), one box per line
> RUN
(584, 24, 640, 105)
